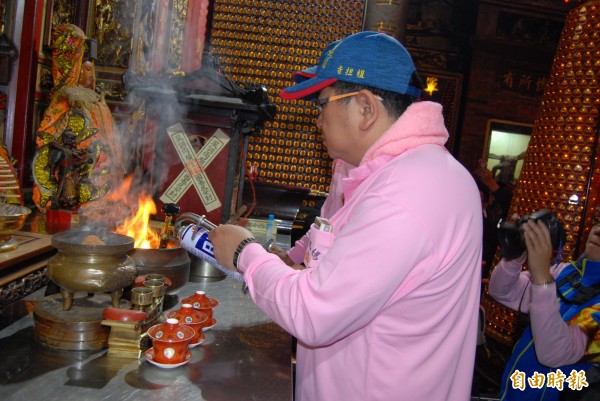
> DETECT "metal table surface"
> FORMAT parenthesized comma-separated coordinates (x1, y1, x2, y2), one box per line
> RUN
(0, 278, 293, 401)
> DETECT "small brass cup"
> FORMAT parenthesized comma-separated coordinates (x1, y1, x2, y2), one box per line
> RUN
(131, 287, 154, 307)
(145, 273, 165, 282)
(144, 279, 166, 299)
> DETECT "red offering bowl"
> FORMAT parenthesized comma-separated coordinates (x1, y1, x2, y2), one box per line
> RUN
(181, 291, 218, 320)
(147, 318, 195, 364)
(165, 304, 209, 346)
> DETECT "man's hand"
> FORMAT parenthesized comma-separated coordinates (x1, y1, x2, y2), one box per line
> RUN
(208, 224, 255, 270)
(269, 244, 294, 266)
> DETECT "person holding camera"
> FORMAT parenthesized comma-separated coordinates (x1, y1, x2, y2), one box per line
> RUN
(489, 213, 600, 401)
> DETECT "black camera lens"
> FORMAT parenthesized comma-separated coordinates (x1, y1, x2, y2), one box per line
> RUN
(497, 210, 566, 260)
(497, 221, 525, 260)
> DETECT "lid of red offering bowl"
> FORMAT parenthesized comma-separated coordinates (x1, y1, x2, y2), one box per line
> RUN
(147, 318, 195, 343)
(181, 291, 219, 309)
(165, 304, 209, 325)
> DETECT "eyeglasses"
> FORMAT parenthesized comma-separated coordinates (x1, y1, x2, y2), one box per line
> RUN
(315, 91, 384, 113)
(315, 92, 360, 113)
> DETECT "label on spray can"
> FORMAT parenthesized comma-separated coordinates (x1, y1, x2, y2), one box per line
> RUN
(179, 225, 245, 282)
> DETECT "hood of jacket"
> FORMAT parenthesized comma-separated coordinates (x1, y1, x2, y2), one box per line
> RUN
(361, 101, 449, 165)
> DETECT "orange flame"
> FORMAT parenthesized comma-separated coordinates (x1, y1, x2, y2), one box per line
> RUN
(111, 176, 161, 249)
(115, 194, 161, 249)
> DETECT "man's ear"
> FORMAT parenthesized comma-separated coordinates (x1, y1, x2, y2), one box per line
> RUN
(355, 91, 378, 131)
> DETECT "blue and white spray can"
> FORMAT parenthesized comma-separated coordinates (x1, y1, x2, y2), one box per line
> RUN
(178, 224, 245, 282)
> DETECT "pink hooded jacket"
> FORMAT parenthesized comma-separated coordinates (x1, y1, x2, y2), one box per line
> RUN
(239, 101, 482, 401)
(287, 158, 351, 263)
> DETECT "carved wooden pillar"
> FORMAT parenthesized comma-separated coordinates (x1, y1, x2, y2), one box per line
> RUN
(362, 0, 410, 42)
(127, 0, 209, 74)
(182, 0, 209, 72)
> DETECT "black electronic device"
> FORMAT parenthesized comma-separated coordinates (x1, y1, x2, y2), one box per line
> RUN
(497, 209, 566, 260)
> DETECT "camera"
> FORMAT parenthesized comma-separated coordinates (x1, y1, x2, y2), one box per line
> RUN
(497, 210, 566, 260)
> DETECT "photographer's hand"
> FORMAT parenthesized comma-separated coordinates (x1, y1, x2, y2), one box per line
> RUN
(523, 220, 553, 285)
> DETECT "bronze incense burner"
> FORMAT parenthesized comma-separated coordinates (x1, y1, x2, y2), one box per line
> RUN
(47, 228, 137, 311)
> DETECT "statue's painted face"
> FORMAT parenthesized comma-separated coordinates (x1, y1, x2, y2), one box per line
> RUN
(78, 61, 95, 89)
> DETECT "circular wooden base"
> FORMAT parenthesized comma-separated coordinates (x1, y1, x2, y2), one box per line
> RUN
(33, 293, 130, 351)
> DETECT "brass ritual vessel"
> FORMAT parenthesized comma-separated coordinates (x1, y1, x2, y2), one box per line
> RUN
(0, 204, 32, 252)
(47, 228, 137, 311)
(33, 227, 173, 358)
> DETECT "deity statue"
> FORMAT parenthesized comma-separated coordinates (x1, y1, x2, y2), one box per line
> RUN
(32, 24, 124, 212)
(46, 126, 95, 209)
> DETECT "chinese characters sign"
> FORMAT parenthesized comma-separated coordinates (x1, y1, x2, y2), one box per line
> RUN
(510, 369, 588, 392)
(500, 69, 548, 96)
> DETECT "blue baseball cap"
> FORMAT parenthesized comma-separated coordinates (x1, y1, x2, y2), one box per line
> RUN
(280, 31, 422, 101)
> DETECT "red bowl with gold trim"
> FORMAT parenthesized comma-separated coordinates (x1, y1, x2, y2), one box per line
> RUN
(147, 318, 194, 364)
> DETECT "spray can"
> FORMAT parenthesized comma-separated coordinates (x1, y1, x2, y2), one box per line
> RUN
(178, 224, 245, 282)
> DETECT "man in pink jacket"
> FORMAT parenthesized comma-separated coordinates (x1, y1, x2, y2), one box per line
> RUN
(209, 31, 482, 401)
